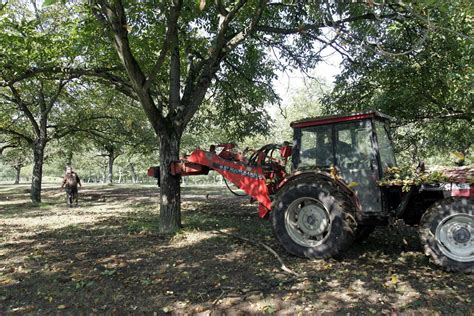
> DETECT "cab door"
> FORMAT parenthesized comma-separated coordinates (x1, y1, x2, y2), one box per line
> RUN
(334, 120, 382, 214)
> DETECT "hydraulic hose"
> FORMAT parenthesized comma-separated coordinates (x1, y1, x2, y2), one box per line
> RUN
(223, 177, 247, 197)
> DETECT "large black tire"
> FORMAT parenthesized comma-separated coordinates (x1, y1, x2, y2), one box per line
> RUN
(419, 197, 473, 273)
(272, 176, 356, 259)
(354, 225, 376, 243)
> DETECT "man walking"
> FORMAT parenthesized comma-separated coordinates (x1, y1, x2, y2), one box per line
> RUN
(61, 166, 82, 207)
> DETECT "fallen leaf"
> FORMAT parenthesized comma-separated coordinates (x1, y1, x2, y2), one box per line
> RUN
(347, 181, 359, 188)
(391, 275, 398, 285)
(0, 279, 13, 285)
(57, 304, 66, 310)
(162, 306, 173, 313)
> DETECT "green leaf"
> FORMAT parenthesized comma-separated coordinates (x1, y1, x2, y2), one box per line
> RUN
(43, 0, 59, 6)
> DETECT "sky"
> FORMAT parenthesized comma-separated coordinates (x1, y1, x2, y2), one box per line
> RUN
(269, 45, 343, 120)
(273, 48, 342, 107)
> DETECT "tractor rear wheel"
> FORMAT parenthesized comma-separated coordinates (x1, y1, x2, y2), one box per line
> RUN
(354, 225, 376, 243)
(272, 176, 356, 259)
(420, 197, 473, 273)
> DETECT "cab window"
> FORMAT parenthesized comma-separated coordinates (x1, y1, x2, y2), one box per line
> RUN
(299, 125, 333, 167)
(374, 121, 396, 172)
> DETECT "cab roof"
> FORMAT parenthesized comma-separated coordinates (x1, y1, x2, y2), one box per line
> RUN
(290, 111, 392, 129)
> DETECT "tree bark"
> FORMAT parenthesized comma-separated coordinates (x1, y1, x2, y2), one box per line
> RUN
(66, 150, 73, 167)
(158, 130, 182, 233)
(129, 163, 137, 183)
(108, 153, 114, 184)
(14, 164, 21, 185)
(31, 140, 45, 203)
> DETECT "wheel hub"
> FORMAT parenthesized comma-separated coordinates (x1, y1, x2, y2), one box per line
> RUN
(284, 197, 331, 248)
(297, 204, 329, 236)
(452, 226, 471, 244)
(435, 213, 473, 262)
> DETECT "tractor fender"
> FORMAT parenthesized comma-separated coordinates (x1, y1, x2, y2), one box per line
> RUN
(276, 170, 362, 212)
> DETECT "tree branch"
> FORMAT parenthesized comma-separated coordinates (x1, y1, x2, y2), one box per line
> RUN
(8, 84, 41, 138)
(45, 79, 70, 115)
(223, 59, 279, 102)
(168, 1, 183, 115)
(215, 230, 301, 277)
(224, 0, 266, 51)
(95, 0, 166, 133)
(38, 81, 47, 113)
(211, 0, 247, 62)
(255, 13, 400, 35)
(0, 143, 18, 155)
(0, 127, 34, 145)
(143, 3, 176, 91)
(179, 0, 266, 132)
(0, 66, 121, 86)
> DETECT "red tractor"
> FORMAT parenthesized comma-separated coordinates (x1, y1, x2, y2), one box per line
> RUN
(148, 111, 473, 273)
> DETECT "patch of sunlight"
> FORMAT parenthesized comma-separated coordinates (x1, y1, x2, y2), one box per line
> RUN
(0, 184, 30, 192)
(392, 281, 421, 308)
(1, 208, 124, 236)
(326, 279, 341, 288)
(214, 249, 249, 262)
(1, 215, 91, 231)
(310, 291, 354, 312)
(0, 198, 31, 206)
(252, 297, 281, 314)
(349, 279, 366, 293)
(307, 279, 376, 310)
(347, 279, 383, 305)
(170, 230, 216, 248)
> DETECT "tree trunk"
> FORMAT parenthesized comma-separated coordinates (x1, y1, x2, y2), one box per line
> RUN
(102, 163, 107, 183)
(158, 131, 182, 233)
(108, 154, 114, 184)
(129, 163, 137, 184)
(31, 140, 45, 203)
(118, 168, 122, 183)
(14, 165, 21, 185)
(66, 150, 73, 167)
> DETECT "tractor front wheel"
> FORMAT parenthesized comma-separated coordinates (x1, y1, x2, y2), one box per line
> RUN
(272, 177, 356, 259)
(420, 197, 473, 273)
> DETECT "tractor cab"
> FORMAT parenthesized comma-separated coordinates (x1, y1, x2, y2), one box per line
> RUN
(290, 111, 396, 215)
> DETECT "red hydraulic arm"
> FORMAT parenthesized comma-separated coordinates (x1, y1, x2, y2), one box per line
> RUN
(148, 143, 292, 218)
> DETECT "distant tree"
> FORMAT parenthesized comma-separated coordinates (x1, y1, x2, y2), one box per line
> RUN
(0, 139, 31, 184)
(0, 1, 113, 202)
(271, 77, 330, 143)
(80, 89, 157, 185)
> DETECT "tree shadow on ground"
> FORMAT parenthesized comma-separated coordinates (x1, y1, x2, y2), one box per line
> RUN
(1, 185, 472, 314)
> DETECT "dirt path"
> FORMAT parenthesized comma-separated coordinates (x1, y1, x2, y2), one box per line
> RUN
(1, 184, 472, 314)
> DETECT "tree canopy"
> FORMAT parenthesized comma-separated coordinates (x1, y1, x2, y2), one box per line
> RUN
(322, 0, 473, 163)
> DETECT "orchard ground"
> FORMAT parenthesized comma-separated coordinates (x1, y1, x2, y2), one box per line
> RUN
(0, 183, 472, 314)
